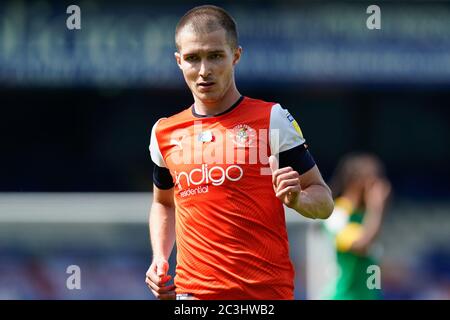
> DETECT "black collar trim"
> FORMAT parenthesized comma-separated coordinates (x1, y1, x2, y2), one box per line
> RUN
(191, 96, 244, 118)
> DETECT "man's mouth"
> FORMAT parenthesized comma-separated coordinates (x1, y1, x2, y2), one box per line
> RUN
(197, 82, 215, 87)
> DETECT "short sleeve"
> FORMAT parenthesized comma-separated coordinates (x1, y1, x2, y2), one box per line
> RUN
(269, 104, 306, 155)
(149, 118, 167, 168)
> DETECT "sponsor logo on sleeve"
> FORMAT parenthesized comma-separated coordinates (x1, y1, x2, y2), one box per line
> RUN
(285, 110, 304, 138)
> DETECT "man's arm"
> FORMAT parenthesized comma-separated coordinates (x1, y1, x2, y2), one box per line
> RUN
(294, 165, 334, 219)
(145, 185, 176, 299)
(270, 156, 334, 220)
(150, 185, 176, 261)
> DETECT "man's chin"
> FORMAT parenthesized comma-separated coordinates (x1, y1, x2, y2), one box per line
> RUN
(194, 92, 220, 104)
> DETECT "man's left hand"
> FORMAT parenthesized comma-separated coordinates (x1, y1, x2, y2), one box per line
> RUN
(269, 155, 301, 208)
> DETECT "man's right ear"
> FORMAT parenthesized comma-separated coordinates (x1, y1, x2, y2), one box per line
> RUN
(174, 52, 182, 70)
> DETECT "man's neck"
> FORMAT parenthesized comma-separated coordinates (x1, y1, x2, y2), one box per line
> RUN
(193, 86, 241, 116)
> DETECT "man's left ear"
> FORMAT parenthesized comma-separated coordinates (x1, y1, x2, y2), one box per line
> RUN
(233, 46, 242, 66)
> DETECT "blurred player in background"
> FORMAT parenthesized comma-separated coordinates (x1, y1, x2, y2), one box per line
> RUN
(144, 5, 334, 300)
(323, 153, 391, 299)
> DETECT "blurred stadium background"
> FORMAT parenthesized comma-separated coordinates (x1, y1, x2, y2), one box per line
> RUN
(0, 0, 449, 299)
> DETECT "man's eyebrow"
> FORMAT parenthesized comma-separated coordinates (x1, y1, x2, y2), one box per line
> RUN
(183, 50, 225, 57)
(182, 52, 197, 57)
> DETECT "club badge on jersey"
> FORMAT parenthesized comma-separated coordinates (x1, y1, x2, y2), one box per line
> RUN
(231, 124, 256, 148)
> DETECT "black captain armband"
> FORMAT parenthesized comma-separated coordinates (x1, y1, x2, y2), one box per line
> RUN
(279, 144, 316, 175)
(153, 164, 175, 190)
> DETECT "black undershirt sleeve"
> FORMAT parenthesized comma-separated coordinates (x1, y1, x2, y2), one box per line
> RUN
(278, 144, 316, 175)
(153, 164, 175, 190)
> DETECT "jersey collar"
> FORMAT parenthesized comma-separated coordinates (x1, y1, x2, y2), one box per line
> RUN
(191, 96, 244, 118)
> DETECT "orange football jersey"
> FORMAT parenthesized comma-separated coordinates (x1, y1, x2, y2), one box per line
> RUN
(150, 96, 306, 299)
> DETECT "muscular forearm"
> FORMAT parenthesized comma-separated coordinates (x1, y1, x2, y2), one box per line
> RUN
(293, 184, 334, 220)
(149, 202, 176, 261)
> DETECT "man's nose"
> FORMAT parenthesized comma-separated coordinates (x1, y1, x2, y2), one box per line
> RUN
(199, 61, 211, 78)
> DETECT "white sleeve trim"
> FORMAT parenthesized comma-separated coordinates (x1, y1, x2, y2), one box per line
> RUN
(149, 118, 167, 168)
(269, 103, 306, 155)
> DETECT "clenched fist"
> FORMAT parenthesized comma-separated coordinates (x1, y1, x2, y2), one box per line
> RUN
(145, 259, 176, 300)
(269, 155, 301, 208)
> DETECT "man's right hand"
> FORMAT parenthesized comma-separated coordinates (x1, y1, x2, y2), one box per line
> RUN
(145, 259, 176, 300)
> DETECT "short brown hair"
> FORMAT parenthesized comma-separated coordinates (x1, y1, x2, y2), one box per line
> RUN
(175, 5, 238, 50)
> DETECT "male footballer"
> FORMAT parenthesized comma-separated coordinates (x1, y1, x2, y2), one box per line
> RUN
(145, 5, 334, 300)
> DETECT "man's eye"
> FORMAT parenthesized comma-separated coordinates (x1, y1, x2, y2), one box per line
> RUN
(186, 56, 199, 62)
(210, 54, 222, 60)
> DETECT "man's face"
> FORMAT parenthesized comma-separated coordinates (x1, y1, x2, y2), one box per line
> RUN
(175, 27, 241, 105)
